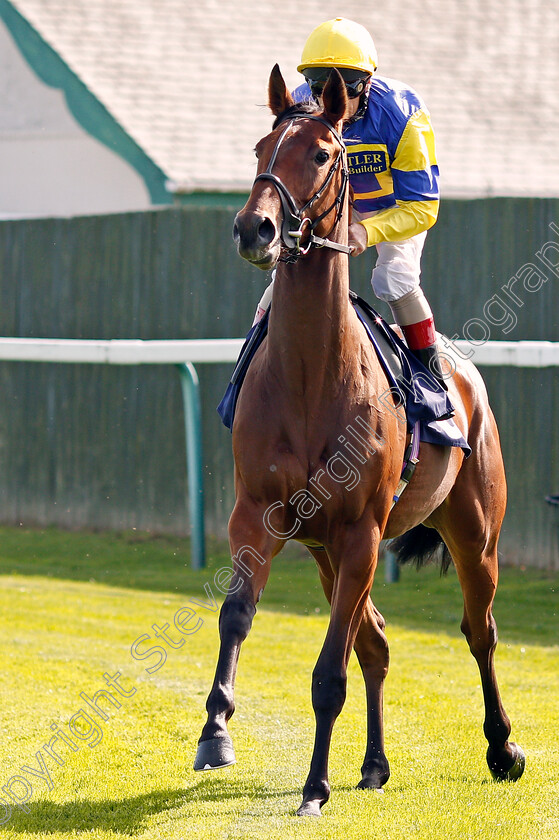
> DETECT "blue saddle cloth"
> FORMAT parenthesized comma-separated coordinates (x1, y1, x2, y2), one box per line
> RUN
(217, 293, 471, 456)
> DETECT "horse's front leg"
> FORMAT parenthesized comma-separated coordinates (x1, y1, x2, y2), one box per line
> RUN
(194, 499, 281, 771)
(298, 528, 380, 817)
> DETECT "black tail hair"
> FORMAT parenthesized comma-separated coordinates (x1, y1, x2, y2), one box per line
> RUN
(389, 524, 452, 575)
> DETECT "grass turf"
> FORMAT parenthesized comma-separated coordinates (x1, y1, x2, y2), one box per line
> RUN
(0, 526, 557, 839)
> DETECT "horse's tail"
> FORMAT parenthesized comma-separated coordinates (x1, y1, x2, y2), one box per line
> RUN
(389, 524, 452, 575)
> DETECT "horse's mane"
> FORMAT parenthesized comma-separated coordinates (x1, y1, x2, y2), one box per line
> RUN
(272, 98, 320, 130)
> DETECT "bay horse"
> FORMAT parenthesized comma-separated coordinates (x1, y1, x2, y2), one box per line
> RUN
(194, 65, 525, 816)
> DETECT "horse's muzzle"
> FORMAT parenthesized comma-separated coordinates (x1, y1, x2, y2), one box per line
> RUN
(233, 210, 279, 269)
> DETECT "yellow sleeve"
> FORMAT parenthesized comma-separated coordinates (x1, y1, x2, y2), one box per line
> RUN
(358, 107, 440, 246)
(359, 199, 439, 247)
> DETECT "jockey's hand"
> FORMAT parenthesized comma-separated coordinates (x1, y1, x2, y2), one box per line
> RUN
(348, 222, 368, 256)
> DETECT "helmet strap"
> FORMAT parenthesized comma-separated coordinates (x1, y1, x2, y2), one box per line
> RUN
(344, 77, 372, 125)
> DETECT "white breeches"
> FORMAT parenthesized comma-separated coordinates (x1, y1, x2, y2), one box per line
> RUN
(371, 230, 427, 303)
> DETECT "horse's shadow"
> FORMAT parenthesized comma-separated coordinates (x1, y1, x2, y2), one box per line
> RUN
(5, 779, 301, 834)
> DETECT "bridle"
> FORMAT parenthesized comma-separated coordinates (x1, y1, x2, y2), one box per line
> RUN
(254, 114, 351, 261)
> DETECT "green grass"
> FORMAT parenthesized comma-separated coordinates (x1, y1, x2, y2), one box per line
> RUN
(0, 526, 557, 839)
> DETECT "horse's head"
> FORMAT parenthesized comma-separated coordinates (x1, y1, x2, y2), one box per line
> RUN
(233, 64, 349, 270)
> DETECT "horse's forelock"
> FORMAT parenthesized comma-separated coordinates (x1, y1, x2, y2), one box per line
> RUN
(271, 99, 320, 130)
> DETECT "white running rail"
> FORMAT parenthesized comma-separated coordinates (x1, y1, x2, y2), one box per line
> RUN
(0, 337, 558, 366)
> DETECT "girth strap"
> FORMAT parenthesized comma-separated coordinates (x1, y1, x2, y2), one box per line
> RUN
(390, 420, 421, 508)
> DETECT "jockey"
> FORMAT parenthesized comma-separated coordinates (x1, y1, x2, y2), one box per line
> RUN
(253, 17, 447, 387)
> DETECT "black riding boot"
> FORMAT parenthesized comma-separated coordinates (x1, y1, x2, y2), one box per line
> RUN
(413, 344, 449, 391)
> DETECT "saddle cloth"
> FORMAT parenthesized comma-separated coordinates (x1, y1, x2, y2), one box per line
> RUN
(217, 292, 471, 456)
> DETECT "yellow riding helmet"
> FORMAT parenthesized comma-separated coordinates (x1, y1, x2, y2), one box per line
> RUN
(297, 17, 378, 75)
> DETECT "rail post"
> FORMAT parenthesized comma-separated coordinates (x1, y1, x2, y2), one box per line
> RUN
(384, 543, 400, 583)
(176, 362, 206, 569)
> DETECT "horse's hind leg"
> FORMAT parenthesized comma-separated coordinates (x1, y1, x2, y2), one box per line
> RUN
(439, 495, 525, 781)
(354, 599, 391, 789)
(455, 547, 525, 779)
(194, 498, 281, 772)
(312, 549, 390, 790)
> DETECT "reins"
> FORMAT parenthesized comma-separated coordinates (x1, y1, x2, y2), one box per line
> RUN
(254, 114, 351, 261)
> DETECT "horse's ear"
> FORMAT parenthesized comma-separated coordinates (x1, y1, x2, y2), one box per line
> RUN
(321, 69, 349, 127)
(268, 64, 294, 117)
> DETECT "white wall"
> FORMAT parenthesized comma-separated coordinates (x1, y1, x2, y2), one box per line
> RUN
(0, 21, 152, 218)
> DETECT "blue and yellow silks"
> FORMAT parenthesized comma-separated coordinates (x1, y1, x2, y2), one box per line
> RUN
(293, 75, 440, 245)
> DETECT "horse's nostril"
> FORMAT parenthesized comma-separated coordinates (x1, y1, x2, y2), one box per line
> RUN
(257, 217, 275, 245)
(233, 212, 276, 256)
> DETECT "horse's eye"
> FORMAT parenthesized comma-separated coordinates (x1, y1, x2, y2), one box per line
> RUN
(254, 148, 260, 159)
(315, 150, 330, 165)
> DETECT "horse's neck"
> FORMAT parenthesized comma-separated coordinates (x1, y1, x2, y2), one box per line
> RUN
(267, 248, 355, 402)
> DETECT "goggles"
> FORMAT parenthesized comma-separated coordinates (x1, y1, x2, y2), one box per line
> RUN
(304, 68, 370, 100)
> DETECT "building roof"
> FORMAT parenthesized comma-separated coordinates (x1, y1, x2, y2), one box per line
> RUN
(5, 0, 559, 198)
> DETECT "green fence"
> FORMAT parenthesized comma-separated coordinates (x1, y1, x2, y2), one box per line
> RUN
(1, 199, 558, 568)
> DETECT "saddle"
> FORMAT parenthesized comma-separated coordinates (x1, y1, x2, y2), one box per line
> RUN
(217, 292, 471, 457)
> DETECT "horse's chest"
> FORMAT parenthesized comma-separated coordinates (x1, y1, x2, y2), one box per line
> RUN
(241, 431, 383, 529)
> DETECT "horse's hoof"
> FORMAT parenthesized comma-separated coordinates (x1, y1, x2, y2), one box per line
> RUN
(357, 762, 390, 790)
(193, 735, 236, 771)
(357, 779, 386, 793)
(487, 742, 526, 782)
(296, 799, 322, 817)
